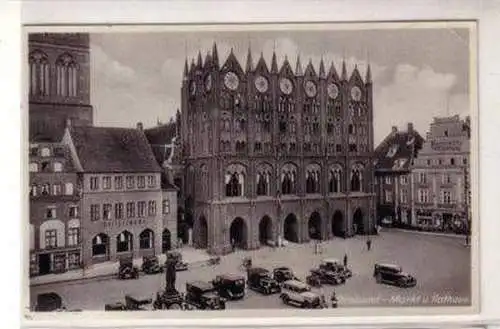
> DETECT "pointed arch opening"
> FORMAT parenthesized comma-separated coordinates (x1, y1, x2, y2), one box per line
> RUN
(195, 215, 208, 249)
(139, 229, 154, 250)
(308, 211, 322, 240)
(351, 164, 364, 192)
(284, 213, 299, 243)
(92, 233, 109, 257)
(328, 165, 342, 193)
(259, 216, 273, 245)
(229, 217, 248, 250)
(305, 163, 321, 194)
(353, 208, 365, 235)
(332, 211, 344, 237)
(116, 231, 133, 253)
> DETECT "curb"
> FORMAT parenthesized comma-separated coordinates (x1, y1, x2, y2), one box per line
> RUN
(389, 228, 467, 239)
(30, 258, 212, 287)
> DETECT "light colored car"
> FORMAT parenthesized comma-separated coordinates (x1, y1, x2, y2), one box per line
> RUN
(279, 280, 322, 308)
(319, 258, 352, 278)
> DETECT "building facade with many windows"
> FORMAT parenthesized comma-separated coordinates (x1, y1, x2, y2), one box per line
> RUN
(29, 142, 82, 276)
(182, 45, 377, 254)
(410, 115, 471, 232)
(374, 123, 424, 227)
(61, 123, 171, 266)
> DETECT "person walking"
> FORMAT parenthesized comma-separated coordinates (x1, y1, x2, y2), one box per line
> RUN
(343, 253, 348, 267)
(330, 290, 338, 308)
(366, 238, 372, 251)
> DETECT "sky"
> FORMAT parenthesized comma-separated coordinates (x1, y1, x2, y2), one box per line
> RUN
(89, 26, 471, 146)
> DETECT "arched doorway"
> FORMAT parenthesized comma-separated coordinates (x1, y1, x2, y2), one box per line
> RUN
(284, 214, 299, 243)
(332, 211, 344, 237)
(195, 215, 208, 249)
(116, 231, 133, 253)
(259, 216, 273, 245)
(162, 229, 171, 252)
(229, 217, 248, 250)
(353, 208, 365, 235)
(308, 212, 322, 240)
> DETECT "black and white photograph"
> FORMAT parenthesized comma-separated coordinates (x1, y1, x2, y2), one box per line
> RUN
(24, 21, 477, 316)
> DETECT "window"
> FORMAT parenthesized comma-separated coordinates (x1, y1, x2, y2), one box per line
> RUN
(418, 172, 427, 184)
(442, 173, 452, 184)
(348, 124, 355, 134)
(56, 53, 78, 97)
(53, 162, 63, 172)
(90, 177, 99, 190)
(137, 201, 146, 218)
(426, 159, 431, 166)
(30, 185, 37, 197)
(90, 204, 100, 221)
(225, 172, 245, 197)
(103, 176, 112, 190)
(41, 161, 50, 172)
(52, 184, 61, 195)
(442, 190, 452, 204)
(41, 147, 51, 157)
(116, 231, 133, 253)
(256, 171, 271, 196)
(463, 158, 468, 165)
(336, 144, 342, 153)
(148, 201, 157, 216)
(254, 142, 262, 152)
(103, 204, 112, 220)
(450, 158, 455, 165)
(137, 176, 146, 189)
(29, 50, 50, 96)
(418, 189, 429, 203)
(349, 144, 357, 152)
(45, 230, 57, 249)
(65, 183, 74, 195)
(384, 190, 393, 203)
(328, 168, 341, 193)
(126, 202, 135, 218)
(41, 183, 50, 195)
(114, 176, 123, 190)
(126, 176, 135, 189)
(351, 167, 363, 192)
(68, 252, 81, 269)
(279, 121, 287, 133)
(69, 205, 79, 218)
(400, 175, 408, 185)
(281, 169, 296, 195)
(305, 170, 320, 194)
(92, 234, 109, 256)
(46, 207, 56, 219)
(139, 229, 154, 249)
(29, 163, 38, 172)
(162, 199, 170, 214)
(115, 203, 124, 219)
(68, 228, 80, 246)
(147, 175, 156, 187)
(385, 176, 392, 184)
(400, 189, 408, 203)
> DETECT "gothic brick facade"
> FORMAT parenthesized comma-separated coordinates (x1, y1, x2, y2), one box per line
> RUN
(182, 44, 377, 255)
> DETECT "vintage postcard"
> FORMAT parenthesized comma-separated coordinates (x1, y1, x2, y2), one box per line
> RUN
(23, 21, 478, 320)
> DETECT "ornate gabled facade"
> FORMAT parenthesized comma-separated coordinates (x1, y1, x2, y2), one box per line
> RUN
(28, 33, 93, 142)
(181, 44, 377, 254)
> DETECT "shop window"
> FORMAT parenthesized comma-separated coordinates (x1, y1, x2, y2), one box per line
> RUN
(68, 252, 81, 269)
(92, 234, 109, 256)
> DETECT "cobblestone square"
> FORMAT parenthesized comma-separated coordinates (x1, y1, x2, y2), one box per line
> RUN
(30, 230, 471, 310)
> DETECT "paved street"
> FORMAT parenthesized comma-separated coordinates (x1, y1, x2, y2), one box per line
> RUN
(29, 230, 471, 311)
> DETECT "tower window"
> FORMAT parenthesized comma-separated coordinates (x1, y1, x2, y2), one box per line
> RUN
(279, 121, 287, 133)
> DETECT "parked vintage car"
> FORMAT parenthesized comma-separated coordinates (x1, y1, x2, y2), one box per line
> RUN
(184, 281, 226, 310)
(309, 268, 345, 285)
(319, 258, 352, 279)
(105, 295, 153, 311)
(141, 255, 164, 275)
(118, 257, 140, 280)
(212, 274, 246, 300)
(272, 266, 300, 284)
(373, 263, 417, 288)
(166, 251, 189, 271)
(33, 292, 82, 312)
(279, 280, 323, 309)
(246, 267, 281, 295)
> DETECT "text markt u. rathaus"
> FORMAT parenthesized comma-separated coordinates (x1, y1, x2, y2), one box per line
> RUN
(181, 43, 377, 255)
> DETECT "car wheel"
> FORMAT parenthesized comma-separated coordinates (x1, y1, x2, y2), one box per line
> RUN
(375, 273, 382, 283)
(168, 303, 182, 310)
(282, 295, 289, 304)
(302, 301, 311, 309)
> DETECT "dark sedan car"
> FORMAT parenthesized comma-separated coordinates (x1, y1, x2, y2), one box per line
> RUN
(373, 263, 417, 288)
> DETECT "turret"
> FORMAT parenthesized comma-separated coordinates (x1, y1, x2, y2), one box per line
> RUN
(295, 54, 303, 76)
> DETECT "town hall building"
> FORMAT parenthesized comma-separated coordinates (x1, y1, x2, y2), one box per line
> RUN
(182, 44, 377, 254)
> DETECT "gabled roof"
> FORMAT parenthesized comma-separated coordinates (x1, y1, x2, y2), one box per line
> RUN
(68, 126, 161, 173)
(144, 122, 176, 145)
(374, 128, 424, 172)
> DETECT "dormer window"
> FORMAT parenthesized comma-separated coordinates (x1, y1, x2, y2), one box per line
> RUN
(386, 144, 399, 158)
(53, 162, 63, 172)
(41, 147, 51, 157)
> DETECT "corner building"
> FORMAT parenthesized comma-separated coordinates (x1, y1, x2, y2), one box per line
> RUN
(182, 44, 377, 255)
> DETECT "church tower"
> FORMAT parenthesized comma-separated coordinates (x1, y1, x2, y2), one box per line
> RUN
(28, 33, 93, 142)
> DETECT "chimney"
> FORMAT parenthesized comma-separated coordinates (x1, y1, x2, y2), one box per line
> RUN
(391, 126, 398, 133)
(407, 122, 414, 133)
(136, 122, 143, 130)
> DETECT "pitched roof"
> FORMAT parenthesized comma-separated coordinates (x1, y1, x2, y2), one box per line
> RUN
(374, 128, 424, 172)
(69, 126, 161, 173)
(144, 122, 177, 166)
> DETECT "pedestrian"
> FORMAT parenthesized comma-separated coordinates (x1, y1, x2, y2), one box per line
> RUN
(343, 253, 348, 267)
(330, 290, 338, 308)
(366, 238, 372, 251)
(231, 238, 235, 252)
(320, 294, 327, 308)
